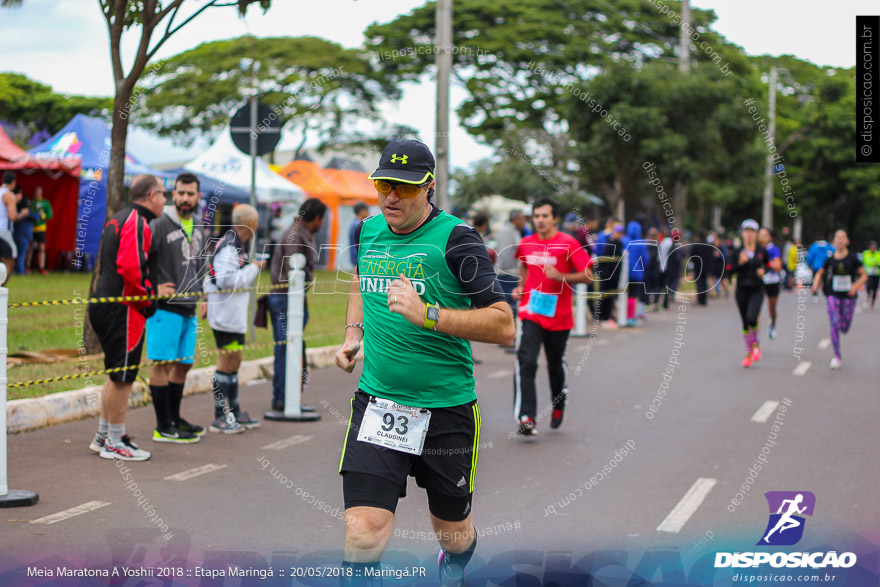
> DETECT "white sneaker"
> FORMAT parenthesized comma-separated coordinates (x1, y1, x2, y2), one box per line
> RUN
(830, 356, 842, 370)
(99, 435, 151, 461)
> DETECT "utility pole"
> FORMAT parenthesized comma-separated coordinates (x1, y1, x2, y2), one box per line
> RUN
(679, 0, 690, 72)
(674, 0, 690, 228)
(762, 66, 777, 229)
(434, 0, 452, 211)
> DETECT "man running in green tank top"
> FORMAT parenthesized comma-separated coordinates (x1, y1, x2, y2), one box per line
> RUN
(335, 139, 515, 585)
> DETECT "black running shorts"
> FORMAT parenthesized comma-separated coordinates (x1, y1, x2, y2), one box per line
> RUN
(764, 283, 780, 298)
(212, 329, 245, 350)
(339, 390, 481, 520)
(89, 302, 146, 383)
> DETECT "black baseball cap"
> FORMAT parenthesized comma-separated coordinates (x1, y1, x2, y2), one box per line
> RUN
(368, 139, 435, 185)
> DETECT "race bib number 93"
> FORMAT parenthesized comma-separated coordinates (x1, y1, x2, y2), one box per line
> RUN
(357, 397, 431, 455)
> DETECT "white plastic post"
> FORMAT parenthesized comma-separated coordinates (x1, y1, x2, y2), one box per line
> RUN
(574, 283, 588, 336)
(265, 254, 319, 422)
(284, 254, 305, 417)
(0, 264, 38, 507)
(617, 249, 630, 326)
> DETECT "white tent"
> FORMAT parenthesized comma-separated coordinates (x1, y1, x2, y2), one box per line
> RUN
(185, 128, 304, 203)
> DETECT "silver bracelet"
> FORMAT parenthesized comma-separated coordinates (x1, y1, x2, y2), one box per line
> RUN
(345, 322, 364, 331)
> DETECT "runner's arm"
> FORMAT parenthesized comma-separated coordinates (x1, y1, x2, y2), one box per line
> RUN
(335, 272, 364, 372)
(434, 301, 514, 345)
(811, 268, 824, 294)
(851, 265, 868, 296)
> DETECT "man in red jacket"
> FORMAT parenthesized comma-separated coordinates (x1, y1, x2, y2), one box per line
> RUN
(88, 174, 174, 462)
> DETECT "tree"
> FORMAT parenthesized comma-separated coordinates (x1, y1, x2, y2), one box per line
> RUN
(134, 36, 398, 156)
(365, 0, 756, 227)
(3, 0, 274, 216)
(0, 73, 111, 147)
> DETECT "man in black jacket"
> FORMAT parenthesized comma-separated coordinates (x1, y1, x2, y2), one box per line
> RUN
(88, 174, 173, 462)
(145, 173, 206, 444)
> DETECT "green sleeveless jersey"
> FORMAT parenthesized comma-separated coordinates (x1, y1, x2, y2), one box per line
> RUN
(357, 210, 474, 408)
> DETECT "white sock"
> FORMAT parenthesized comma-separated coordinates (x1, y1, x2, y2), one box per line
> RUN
(97, 418, 109, 439)
(108, 423, 125, 445)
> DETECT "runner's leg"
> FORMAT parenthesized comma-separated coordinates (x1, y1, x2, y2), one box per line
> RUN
(827, 296, 842, 358)
(838, 297, 856, 334)
(514, 319, 542, 421)
(543, 327, 570, 413)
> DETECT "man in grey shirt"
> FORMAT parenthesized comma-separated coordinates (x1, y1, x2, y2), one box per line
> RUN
(494, 209, 527, 320)
(268, 197, 327, 411)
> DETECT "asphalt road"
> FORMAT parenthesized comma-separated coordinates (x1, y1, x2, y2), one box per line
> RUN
(2, 289, 878, 580)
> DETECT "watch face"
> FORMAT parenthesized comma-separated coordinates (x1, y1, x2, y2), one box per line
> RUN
(427, 307, 440, 321)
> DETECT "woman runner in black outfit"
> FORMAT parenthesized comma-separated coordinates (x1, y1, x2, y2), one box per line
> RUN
(727, 220, 770, 367)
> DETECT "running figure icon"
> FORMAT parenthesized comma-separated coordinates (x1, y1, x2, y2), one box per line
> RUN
(763, 494, 807, 543)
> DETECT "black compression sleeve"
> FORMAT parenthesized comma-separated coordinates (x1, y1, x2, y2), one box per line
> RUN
(445, 225, 507, 308)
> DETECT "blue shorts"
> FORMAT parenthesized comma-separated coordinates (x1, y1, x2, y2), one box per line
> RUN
(146, 309, 198, 364)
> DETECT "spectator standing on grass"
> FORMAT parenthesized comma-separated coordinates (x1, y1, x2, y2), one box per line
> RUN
(596, 221, 625, 328)
(88, 174, 172, 462)
(349, 202, 369, 266)
(494, 209, 527, 322)
(0, 172, 29, 284)
(12, 187, 35, 275)
(29, 186, 52, 274)
(145, 172, 206, 444)
(645, 227, 662, 311)
(659, 228, 683, 310)
(268, 197, 326, 412)
(203, 204, 265, 434)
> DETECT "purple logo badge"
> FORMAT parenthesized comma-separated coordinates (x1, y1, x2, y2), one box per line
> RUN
(757, 491, 816, 546)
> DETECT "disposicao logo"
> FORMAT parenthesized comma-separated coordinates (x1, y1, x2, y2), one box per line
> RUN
(758, 490, 815, 546)
(715, 491, 856, 569)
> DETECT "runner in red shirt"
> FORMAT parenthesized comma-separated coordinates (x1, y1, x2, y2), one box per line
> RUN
(512, 197, 593, 435)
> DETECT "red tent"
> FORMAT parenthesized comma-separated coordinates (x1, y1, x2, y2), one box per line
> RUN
(0, 127, 81, 269)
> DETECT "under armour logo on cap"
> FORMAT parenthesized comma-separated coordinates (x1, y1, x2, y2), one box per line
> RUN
(369, 139, 435, 185)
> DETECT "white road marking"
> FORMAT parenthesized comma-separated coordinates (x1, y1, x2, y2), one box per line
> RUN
(751, 401, 780, 423)
(261, 434, 313, 450)
(818, 339, 830, 350)
(792, 361, 812, 376)
(657, 478, 717, 533)
(247, 378, 268, 386)
(487, 370, 511, 379)
(31, 501, 111, 525)
(164, 463, 227, 482)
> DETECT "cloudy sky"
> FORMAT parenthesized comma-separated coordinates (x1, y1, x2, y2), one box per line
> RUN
(0, 0, 868, 167)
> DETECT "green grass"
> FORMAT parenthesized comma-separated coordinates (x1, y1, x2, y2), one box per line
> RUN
(6, 270, 350, 400)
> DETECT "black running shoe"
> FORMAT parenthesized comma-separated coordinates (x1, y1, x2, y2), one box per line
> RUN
(550, 408, 564, 429)
(174, 418, 205, 437)
(152, 426, 200, 444)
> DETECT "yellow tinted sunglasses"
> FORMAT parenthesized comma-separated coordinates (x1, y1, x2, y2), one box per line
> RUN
(373, 179, 427, 198)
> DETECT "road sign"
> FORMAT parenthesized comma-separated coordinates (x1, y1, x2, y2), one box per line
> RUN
(230, 100, 282, 157)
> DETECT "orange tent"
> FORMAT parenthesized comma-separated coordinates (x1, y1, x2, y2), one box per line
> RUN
(279, 160, 378, 270)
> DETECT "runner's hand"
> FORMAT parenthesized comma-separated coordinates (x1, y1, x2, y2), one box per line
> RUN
(157, 282, 176, 297)
(739, 250, 749, 265)
(756, 268, 765, 278)
(198, 301, 207, 319)
(512, 286, 523, 301)
(387, 274, 424, 326)
(335, 340, 361, 373)
(544, 265, 564, 281)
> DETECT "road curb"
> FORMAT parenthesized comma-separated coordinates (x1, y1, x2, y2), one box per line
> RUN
(6, 343, 357, 434)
